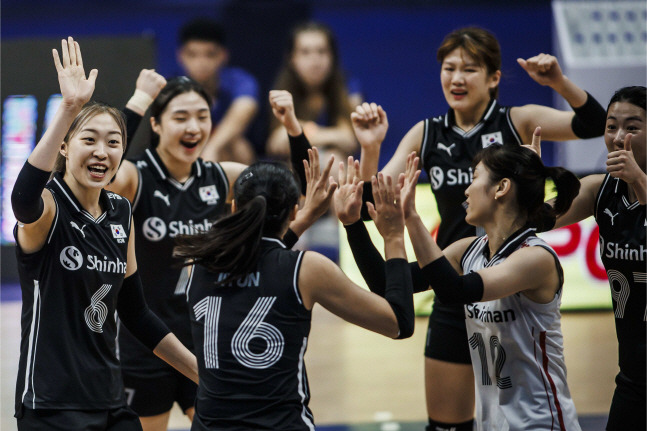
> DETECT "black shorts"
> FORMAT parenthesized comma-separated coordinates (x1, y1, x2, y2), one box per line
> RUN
(16, 405, 141, 431)
(122, 367, 197, 417)
(606, 372, 646, 430)
(424, 298, 471, 364)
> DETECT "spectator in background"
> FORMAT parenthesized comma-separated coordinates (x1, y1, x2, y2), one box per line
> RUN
(267, 21, 361, 168)
(177, 18, 259, 164)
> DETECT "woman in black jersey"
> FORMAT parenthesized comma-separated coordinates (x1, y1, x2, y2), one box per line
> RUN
(173, 155, 415, 430)
(10, 37, 197, 431)
(107, 76, 325, 431)
(548, 86, 646, 431)
(346, 27, 606, 430)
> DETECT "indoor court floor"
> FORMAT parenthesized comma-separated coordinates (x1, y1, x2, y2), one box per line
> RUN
(1, 281, 616, 430)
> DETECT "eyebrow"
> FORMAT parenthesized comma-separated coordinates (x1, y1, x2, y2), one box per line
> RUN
(607, 116, 644, 122)
(80, 128, 122, 135)
(171, 108, 211, 114)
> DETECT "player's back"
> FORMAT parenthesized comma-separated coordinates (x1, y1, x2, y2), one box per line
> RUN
(186, 238, 315, 431)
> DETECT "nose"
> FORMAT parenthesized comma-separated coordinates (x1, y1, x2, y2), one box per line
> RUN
(93, 142, 108, 158)
(451, 70, 464, 84)
(612, 129, 627, 148)
(186, 117, 200, 133)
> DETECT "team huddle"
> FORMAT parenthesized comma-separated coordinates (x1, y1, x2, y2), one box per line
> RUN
(9, 17, 646, 431)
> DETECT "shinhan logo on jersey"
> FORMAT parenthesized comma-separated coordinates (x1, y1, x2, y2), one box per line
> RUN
(59, 246, 127, 273)
(466, 303, 516, 322)
(60, 246, 83, 270)
(481, 131, 503, 148)
(599, 236, 647, 262)
(111, 224, 127, 243)
(199, 185, 220, 205)
(142, 217, 213, 241)
(429, 166, 473, 191)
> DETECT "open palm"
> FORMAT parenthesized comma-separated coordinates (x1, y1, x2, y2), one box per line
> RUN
(53, 37, 97, 109)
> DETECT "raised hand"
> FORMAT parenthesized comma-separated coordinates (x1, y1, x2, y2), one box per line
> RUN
(269, 90, 301, 136)
(333, 156, 364, 225)
(136, 69, 167, 100)
(366, 173, 405, 241)
(52, 37, 97, 110)
(607, 133, 643, 184)
(300, 147, 338, 223)
(517, 53, 565, 88)
(351, 102, 389, 150)
(522, 126, 542, 157)
(400, 152, 421, 220)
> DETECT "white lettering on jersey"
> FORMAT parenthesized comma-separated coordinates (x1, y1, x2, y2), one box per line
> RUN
(481, 131, 503, 148)
(216, 272, 261, 287)
(70, 221, 87, 239)
(60, 246, 83, 270)
(199, 185, 220, 205)
(437, 142, 456, 157)
(84, 284, 112, 333)
(110, 224, 127, 243)
(106, 192, 122, 200)
(136, 160, 148, 169)
(153, 190, 171, 206)
(142, 217, 214, 241)
(86, 255, 127, 274)
(430, 167, 473, 191)
(601, 236, 647, 262)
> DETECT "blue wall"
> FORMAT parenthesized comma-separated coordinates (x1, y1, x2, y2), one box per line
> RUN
(2, 0, 556, 166)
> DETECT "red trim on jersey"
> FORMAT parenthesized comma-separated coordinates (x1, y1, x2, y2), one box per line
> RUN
(540, 331, 566, 431)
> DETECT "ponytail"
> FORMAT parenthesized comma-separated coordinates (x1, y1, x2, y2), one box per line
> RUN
(532, 167, 580, 232)
(174, 196, 267, 286)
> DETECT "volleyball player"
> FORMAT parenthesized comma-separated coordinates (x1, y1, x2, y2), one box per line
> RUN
(107, 76, 330, 431)
(348, 27, 606, 430)
(549, 86, 646, 431)
(10, 37, 197, 431)
(172, 156, 415, 430)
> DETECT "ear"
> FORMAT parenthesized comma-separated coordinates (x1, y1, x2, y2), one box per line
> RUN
(495, 177, 512, 200)
(150, 115, 161, 135)
(288, 204, 298, 222)
(488, 70, 501, 91)
(60, 142, 68, 158)
(177, 47, 186, 67)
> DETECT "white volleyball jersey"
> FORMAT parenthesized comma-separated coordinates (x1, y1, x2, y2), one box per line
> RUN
(461, 227, 581, 431)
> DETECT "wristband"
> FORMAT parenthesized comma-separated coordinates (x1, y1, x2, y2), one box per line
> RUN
(282, 228, 299, 249)
(126, 89, 154, 115)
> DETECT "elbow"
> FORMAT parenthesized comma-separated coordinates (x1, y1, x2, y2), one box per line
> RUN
(395, 318, 415, 339)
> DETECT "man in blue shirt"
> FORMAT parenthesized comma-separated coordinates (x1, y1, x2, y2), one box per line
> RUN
(177, 18, 260, 164)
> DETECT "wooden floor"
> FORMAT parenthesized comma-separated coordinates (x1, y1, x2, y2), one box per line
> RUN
(1, 297, 617, 430)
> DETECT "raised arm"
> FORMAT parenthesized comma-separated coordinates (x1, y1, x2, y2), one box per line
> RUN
(511, 53, 605, 143)
(12, 37, 96, 253)
(299, 172, 414, 339)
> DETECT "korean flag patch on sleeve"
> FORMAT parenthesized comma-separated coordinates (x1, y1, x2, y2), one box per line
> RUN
(199, 185, 220, 205)
(111, 224, 127, 243)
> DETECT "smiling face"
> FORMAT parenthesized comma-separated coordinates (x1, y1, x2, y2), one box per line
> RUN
(291, 30, 333, 89)
(440, 47, 500, 114)
(605, 101, 646, 172)
(464, 162, 497, 226)
(61, 112, 124, 189)
(151, 91, 212, 165)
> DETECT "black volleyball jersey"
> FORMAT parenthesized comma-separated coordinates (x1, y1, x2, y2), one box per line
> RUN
(419, 99, 522, 248)
(186, 238, 314, 431)
(594, 174, 646, 383)
(118, 148, 230, 374)
(14, 173, 132, 412)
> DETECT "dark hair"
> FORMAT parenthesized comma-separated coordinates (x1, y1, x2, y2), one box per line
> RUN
(178, 18, 226, 47)
(174, 162, 300, 285)
(472, 144, 580, 230)
(53, 101, 127, 176)
(149, 76, 212, 147)
(607, 86, 646, 112)
(437, 27, 502, 99)
(270, 21, 351, 130)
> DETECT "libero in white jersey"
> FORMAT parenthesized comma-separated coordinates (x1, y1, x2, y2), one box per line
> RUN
(461, 229, 580, 431)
